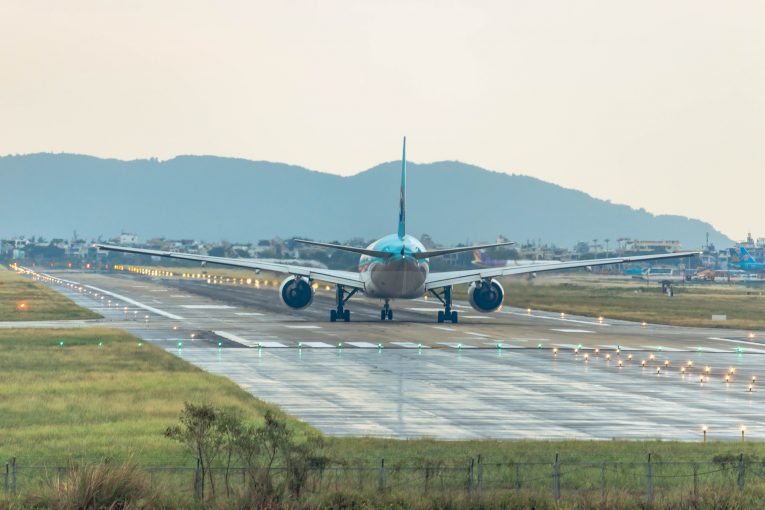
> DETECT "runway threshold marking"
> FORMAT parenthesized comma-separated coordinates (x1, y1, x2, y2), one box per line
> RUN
(346, 342, 379, 348)
(391, 342, 429, 348)
(256, 341, 288, 348)
(437, 342, 477, 349)
(213, 330, 254, 346)
(301, 341, 333, 348)
(81, 284, 185, 320)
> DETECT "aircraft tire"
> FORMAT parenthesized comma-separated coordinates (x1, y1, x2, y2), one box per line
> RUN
(343, 309, 351, 322)
(380, 310, 386, 321)
(387, 309, 393, 320)
(437, 311, 445, 323)
(330, 310, 337, 322)
(451, 311, 458, 323)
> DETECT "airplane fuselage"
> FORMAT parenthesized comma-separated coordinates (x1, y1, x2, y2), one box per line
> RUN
(359, 234, 428, 298)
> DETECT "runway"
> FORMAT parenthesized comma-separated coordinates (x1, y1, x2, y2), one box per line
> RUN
(20, 268, 765, 441)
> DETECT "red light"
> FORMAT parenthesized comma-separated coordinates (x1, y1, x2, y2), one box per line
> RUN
(16, 302, 28, 311)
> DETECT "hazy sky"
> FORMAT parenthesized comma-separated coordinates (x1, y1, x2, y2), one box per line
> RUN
(2, 1, 763, 240)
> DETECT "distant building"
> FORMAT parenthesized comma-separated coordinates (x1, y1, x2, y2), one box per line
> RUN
(623, 240, 681, 253)
(118, 233, 138, 246)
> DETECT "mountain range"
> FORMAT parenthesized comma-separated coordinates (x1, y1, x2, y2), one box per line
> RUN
(0, 153, 732, 248)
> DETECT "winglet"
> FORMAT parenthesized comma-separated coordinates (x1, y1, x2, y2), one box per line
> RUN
(398, 136, 406, 239)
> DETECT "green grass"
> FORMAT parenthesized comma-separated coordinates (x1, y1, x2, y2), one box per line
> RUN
(0, 328, 314, 466)
(457, 275, 765, 330)
(0, 266, 100, 321)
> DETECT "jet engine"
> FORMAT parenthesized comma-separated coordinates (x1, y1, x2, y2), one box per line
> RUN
(279, 276, 314, 309)
(467, 279, 504, 313)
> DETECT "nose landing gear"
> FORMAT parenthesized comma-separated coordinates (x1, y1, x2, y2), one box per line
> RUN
(380, 299, 393, 321)
(429, 286, 458, 323)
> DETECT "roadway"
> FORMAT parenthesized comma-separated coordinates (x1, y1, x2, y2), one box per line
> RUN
(17, 268, 765, 441)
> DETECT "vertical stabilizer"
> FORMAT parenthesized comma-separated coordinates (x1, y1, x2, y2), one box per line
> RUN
(397, 136, 407, 239)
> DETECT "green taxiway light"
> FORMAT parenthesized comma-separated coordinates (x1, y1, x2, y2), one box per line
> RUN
(337, 342, 343, 348)
(59, 341, 64, 347)
(177, 341, 183, 348)
(697, 347, 704, 352)
(377, 343, 383, 349)
(577, 343, 583, 349)
(98, 341, 103, 347)
(657, 346, 663, 351)
(537, 343, 543, 349)
(137, 342, 142, 347)
(297, 342, 302, 348)
(497, 343, 503, 349)
(218, 342, 223, 348)
(736, 347, 744, 353)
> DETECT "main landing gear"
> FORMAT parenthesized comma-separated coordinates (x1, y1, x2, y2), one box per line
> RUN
(429, 286, 458, 324)
(380, 299, 393, 321)
(330, 284, 357, 322)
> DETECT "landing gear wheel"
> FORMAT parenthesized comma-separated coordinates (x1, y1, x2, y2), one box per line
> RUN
(437, 311, 445, 323)
(330, 310, 337, 322)
(451, 311, 458, 323)
(387, 309, 393, 320)
(343, 309, 351, 322)
(380, 310, 386, 321)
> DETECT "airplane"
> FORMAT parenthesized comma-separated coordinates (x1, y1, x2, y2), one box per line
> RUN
(729, 247, 765, 272)
(96, 138, 700, 324)
(471, 249, 562, 268)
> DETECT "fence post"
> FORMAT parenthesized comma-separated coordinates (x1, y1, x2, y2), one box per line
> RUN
(515, 463, 521, 490)
(477, 455, 483, 495)
(693, 463, 698, 499)
(194, 458, 204, 502)
(738, 453, 745, 492)
(468, 458, 474, 494)
(10, 457, 16, 496)
(3, 461, 8, 494)
(646, 453, 653, 507)
(600, 462, 606, 502)
(378, 458, 386, 492)
(553, 453, 561, 501)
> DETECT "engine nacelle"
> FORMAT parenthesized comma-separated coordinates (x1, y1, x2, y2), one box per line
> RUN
(468, 279, 504, 313)
(279, 276, 314, 309)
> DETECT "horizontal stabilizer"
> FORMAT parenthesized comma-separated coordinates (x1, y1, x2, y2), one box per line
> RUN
(413, 241, 515, 260)
(294, 239, 392, 259)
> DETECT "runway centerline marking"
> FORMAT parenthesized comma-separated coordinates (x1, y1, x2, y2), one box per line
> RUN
(235, 312, 264, 316)
(462, 315, 493, 319)
(285, 325, 321, 329)
(432, 326, 456, 332)
(466, 332, 490, 338)
(550, 328, 594, 333)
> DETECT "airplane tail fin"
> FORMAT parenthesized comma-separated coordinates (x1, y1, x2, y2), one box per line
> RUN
(397, 137, 406, 239)
(740, 246, 757, 263)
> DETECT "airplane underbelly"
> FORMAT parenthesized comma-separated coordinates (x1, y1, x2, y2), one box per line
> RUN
(366, 259, 427, 298)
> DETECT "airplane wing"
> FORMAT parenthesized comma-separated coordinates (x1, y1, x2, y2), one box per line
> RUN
(425, 251, 701, 289)
(95, 244, 364, 289)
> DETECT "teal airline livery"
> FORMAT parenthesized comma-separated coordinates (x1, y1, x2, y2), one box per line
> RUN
(97, 138, 700, 323)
